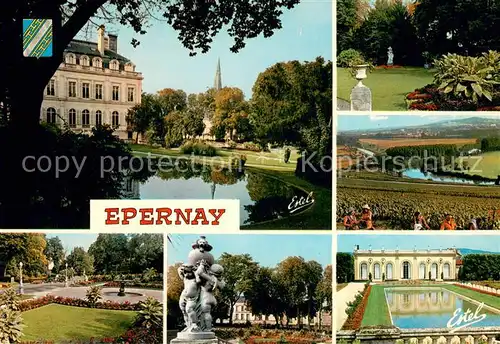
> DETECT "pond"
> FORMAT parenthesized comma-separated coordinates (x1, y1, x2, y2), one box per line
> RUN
(121, 160, 312, 226)
(385, 287, 500, 329)
(403, 169, 494, 185)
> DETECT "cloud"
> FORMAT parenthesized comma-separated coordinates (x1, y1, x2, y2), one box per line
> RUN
(369, 115, 389, 121)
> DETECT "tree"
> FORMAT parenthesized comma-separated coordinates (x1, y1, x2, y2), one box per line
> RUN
(127, 234, 164, 274)
(44, 236, 65, 273)
(66, 247, 94, 275)
(0, 0, 300, 129)
(337, 0, 357, 52)
(166, 263, 184, 328)
(0, 234, 48, 277)
(336, 253, 355, 283)
(212, 87, 248, 141)
(245, 266, 287, 327)
(217, 253, 259, 325)
(251, 58, 332, 186)
(303, 260, 324, 328)
(88, 234, 129, 274)
(274, 256, 310, 328)
(414, 0, 500, 57)
(316, 265, 332, 329)
(126, 93, 157, 143)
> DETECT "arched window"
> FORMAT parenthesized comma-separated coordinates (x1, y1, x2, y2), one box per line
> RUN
(443, 263, 450, 279)
(419, 263, 426, 279)
(386, 263, 393, 280)
(82, 110, 90, 127)
(80, 55, 90, 66)
(46, 108, 56, 124)
(95, 110, 102, 126)
(374, 263, 381, 280)
(110, 60, 119, 70)
(93, 57, 102, 68)
(112, 111, 119, 127)
(65, 53, 76, 64)
(360, 263, 368, 280)
(431, 263, 438, 279)
(402, 261, 411, 279)
(69, 109, 76, 128)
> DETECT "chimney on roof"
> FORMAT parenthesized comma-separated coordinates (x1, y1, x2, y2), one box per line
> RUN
(108, 34, 117, 53)
(97, 25, 105, 56)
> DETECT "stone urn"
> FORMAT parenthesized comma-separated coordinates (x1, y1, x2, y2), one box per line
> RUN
(353, 64, 368, 86)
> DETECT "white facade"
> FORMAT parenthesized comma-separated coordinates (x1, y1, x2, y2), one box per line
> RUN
(41, 27, 143, 140)
(353, 247, 459, 282)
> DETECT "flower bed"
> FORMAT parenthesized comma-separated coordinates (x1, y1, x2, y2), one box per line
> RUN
(375, 65, 403, 69)
(246, 336, 328, 344)
(341, 284, 372, 330)
(455, 283, 500, 297)
(19, 295, 138, 312)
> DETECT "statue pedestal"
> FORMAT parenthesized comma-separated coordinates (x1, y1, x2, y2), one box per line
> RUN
(171, 332, 218, 344)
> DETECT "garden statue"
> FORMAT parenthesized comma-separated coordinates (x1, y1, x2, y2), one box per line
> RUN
(387, 47, 394, 66)
(173, 236, 225, 344)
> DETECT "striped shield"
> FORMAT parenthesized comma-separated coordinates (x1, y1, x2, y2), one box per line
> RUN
(23, 19, 53, 58)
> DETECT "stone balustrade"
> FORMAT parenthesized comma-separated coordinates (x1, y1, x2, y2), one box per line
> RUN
(456, 282, 500, 296)
(337, 327, 500, 344)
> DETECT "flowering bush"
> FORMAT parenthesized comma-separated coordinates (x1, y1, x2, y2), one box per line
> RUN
(409, 103, 439, 110)
(18, 295, 138, 312)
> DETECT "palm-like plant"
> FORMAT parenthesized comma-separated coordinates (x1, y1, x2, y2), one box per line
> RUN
(134, 297, 163, 330)
(85, 286, 102, 307)
(0, 308, 24, 344)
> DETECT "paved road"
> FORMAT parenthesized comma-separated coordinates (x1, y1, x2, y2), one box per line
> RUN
(336, 282, 366, 330)
(17, 283, 66, 294)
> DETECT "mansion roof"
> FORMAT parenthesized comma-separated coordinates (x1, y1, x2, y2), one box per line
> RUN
(354, 249, 458, 255)
(65, 39, 131, 68)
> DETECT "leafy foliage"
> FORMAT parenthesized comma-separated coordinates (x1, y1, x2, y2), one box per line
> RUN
(337, 49, 364, 67)
(85, 286, 103, 307)
(336, 253, 355, 283)
(0, 287, 21, 311)
(0, 307, 24, 344)
(134, 297, 163, 330)
(433, 53, 500, 103)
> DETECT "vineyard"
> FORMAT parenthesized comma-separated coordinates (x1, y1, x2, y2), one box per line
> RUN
(337, 178, 500, 229)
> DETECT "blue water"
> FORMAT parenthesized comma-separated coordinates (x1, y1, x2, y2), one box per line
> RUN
(403, 169, 493, 185)
(386, 288, 500, 329)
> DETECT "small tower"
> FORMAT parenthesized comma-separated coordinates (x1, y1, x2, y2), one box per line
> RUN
(214, 58, 222, 91)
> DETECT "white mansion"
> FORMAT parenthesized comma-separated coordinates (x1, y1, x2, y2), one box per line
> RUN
(353, 245, 461, 281)
(41, 25, 143, 140)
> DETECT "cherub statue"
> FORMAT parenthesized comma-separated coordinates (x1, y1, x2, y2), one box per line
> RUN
(195, 262, 225, 331)
(178, 264, 201, 332)
(188, 236, 215, 267)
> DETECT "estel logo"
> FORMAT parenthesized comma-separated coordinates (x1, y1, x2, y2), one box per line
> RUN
(23, 19, 53, 58)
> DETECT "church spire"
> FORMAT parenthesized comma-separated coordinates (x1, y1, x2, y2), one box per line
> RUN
(214, 58, 222, 91)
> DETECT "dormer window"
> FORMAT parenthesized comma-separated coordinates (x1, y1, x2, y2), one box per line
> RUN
(92, 57, 103, 68)
(110, 60, 119, 70)
(65, 53, 76, 64)
(124, 62, 135, 72)
(80, 55, 90, 66)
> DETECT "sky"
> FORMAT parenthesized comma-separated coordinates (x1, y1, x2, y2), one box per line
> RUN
(46, 233, 98, 252)
(337, 114, 500, 132)
(167, 234, 332, 268)
(76, 0, 332, 98)
(338, 234, 500, 253)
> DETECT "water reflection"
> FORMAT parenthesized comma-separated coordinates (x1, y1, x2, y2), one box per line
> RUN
(403, 169, 493, 185)
(386, 288, 500, 329)
(120, 159, 310, 225)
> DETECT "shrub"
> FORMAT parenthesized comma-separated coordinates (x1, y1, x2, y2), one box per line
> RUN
(242, 142, 261, 152)
(337, 49, 364, 68)
(0, 287, 21, 311)
(134, 297, 163, 331)
(181, 141, 217, 157)
(142, 268, 158, 283)
(227, 140, 237, 149)
(86, 286, 102, 307)
(0, 308, 24, 344)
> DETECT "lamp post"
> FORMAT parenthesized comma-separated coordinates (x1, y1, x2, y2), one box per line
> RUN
(65, 262, 69, 288)
(19, 262, 24, 294)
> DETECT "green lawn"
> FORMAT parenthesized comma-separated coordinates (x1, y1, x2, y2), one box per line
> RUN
(461, 152, 500, 179)
(361, 284, 500, 328)
(21, 304, 136, 341)
(337, 67, 434, 111)
(361, 285, 392, 327)
(130, 143, 299, 171)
